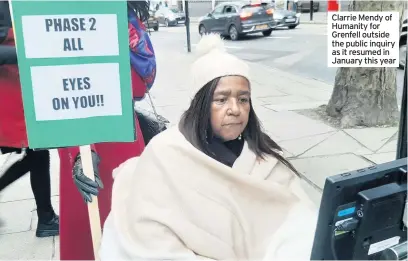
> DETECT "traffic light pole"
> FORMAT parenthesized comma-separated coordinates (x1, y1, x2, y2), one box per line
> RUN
(184, 0, 191, 53)
(396, 61, 407, 159)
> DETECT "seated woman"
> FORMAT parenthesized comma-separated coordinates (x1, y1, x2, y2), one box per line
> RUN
(99, 34, 318, 260)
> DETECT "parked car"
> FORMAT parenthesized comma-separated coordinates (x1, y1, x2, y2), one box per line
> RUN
(155, 7, 185, 27)
(144, 10, 159, 31)
(399, 16, 407, 69)
(273, 9, 300, 29)
(297, 0, 319, 12)
(198, 2, 276, 41)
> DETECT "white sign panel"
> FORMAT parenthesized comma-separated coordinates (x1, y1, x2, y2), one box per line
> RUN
(22, 14, 119, 58)
(31, 63, 123, 121)
(327, 12, 399, 67)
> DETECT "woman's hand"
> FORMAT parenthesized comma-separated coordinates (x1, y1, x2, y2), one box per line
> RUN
(72, 151, 104, 203)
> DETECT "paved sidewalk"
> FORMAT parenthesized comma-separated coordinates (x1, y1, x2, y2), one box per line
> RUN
(0, 46, 400, 259)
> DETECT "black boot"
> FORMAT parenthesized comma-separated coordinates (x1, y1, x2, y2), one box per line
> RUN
(36, 210, 59, 238)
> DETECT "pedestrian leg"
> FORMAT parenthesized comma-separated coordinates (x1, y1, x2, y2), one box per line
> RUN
(28, 149, 59, 237)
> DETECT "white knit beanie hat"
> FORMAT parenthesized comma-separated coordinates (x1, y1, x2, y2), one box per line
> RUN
(189, 34, 250, 98)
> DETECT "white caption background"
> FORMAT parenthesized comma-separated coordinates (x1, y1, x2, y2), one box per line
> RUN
(22, 14, 119, 58)
(31, 63, 123, 121)
(327, 11, 399, 67)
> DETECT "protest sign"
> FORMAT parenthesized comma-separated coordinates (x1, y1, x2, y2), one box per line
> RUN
(11, 1, 135, 149)
(328, 11, 400, 67)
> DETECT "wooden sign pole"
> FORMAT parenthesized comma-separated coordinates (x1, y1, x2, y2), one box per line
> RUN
(79, 145, 102, 261)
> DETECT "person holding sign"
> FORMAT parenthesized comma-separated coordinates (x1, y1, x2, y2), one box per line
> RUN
(98, 34, 317, 261)
(57, 1, 157, 260)
(0, 10, 59, 237)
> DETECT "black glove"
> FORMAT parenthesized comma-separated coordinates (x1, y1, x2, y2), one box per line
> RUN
(73, 151, 104, 203)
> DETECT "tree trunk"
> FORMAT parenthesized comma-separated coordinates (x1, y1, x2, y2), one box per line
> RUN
(326, 0, 407, 128)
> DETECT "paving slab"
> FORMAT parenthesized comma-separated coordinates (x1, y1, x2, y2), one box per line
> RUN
(251, 88, 288, 99)
(362, 152, 397, 164)
(249, 62, 333, 90)
(0, 230, 54, 260)
(282, 149, 295, 158)
(264, 101, 327, 112)
(273, 83, 332, 102)
(280, 131, 337, 157)
(273, 50, 315, 66)
(252, 105, 282, 130)
(0, 175, 33, 203)
(250, 65, 333, 102)
(290, 154, 373, 189)
(152, 89, 190, 99)
(269, 69, 332, 91)
(344, 127, 399, 152)
(377, 139, 398, 153)
(250, 69, 333, 102)
(259, 95, 313, 105)
(150, 52, 193, 96)
(252, 103, 276, 116)
(298, 178, 322, 207)
(238, 53, 269, 62)
(153, 94, 191, 108)
(301, 131, 374, 157)
(261, 111, 335, 141)
(0, 199, 35, 235)
(264, 129, 285, 144)
(251, 97, 269, 108)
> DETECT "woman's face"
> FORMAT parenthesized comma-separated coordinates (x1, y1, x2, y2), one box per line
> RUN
(210, 75, 251, 141)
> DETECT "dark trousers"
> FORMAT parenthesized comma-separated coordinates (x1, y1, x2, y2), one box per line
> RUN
(0, 147, 53, 220)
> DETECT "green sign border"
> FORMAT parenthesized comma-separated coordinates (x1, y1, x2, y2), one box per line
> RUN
(11, 0, 135, 149)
